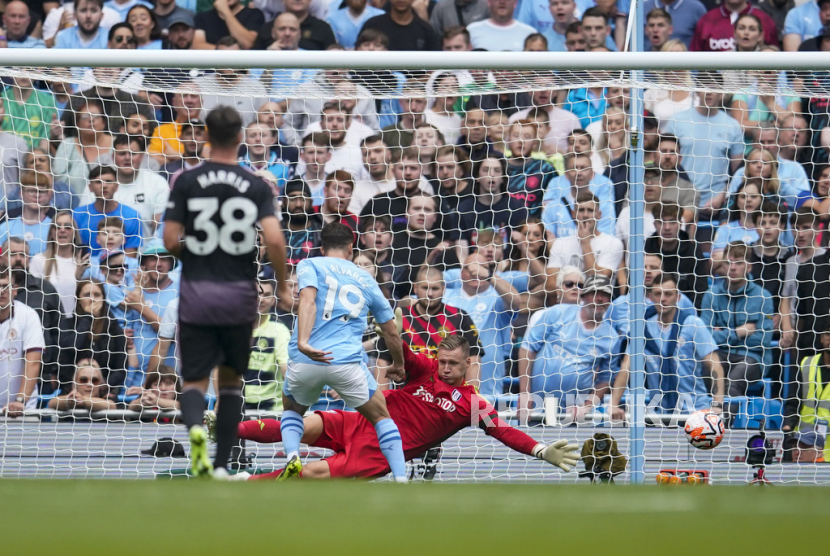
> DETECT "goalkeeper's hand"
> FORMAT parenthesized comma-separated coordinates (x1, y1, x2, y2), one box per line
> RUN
(533, 440, 580, 472)
(374, 307, 403, 337)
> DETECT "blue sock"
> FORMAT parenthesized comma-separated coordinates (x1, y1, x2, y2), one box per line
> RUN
(280, 410, 304, 460)
(374, 418, 406, 481)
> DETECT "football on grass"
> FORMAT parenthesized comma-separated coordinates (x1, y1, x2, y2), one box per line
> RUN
(684, 410, 725, 450)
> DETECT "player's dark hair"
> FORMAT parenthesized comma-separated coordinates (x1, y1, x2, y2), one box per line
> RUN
(438, 335, 470, 358)
(205, 106, 243, 149)
(88, 165, 117, 181)
(321, 222, 354, 253)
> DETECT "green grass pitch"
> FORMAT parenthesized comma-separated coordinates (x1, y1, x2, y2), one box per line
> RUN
(0, 480, 824, 555)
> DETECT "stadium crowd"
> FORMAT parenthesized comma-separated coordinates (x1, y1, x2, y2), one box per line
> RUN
(1, 0, 830, 460)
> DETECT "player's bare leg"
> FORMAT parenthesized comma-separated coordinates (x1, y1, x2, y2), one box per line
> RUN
(279, 394, 309, 480)
(355, 390, 408, 483)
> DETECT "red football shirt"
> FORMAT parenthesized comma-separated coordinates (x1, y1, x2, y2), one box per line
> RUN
(382, 343, 539, 460)
(690, 5, 778, 52)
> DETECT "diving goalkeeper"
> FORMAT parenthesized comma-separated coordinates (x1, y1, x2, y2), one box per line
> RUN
(217, 334, 580, 480)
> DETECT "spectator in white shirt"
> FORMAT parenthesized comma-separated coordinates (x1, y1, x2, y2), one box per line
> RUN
(0, 268, 44, 417)
(351, 135, 395, 213)
(298, 102, 368, 176)
(547, 190, 624, 281)
(425, 73, 463, 145)
(466, 0, 536, 51)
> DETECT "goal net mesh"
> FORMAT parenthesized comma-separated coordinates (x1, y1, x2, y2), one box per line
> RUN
(1, 60, 830, 484)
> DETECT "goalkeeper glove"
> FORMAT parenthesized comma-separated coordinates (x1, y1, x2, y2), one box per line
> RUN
(374, 307, 404, 337)
(533, 440, 580, 472)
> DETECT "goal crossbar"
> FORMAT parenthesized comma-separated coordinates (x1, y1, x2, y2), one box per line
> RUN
(3, 50, 830, 71)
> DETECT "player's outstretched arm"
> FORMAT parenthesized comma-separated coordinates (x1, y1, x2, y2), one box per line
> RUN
(260, 216, 291, 311)
(296, 287, 332, 364)
(477, 398, 579, 472)
(377, 314, 405, 382)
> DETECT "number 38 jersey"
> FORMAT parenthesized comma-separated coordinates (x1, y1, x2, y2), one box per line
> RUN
(165, 162, 275, 326)
(289, 257, 394, 365)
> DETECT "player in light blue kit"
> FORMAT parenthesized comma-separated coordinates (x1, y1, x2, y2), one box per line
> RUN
(281, 223, 408, 482)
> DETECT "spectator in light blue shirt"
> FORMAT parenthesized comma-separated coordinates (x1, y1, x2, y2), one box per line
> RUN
(783, 0, 829, 51)
(564, 86, 607, 128)
(326, 0, 384, 48)
(240, 122, 291, 194)
(542, 152, 616, 237)
(2, 1, 46, 48)
(663, 85, 743, 214)
(54, 0, 110, 50)
(611, 272, 725, 417)
(519, 274, 620, 417)
(124, 243, 179, 382)
(641, 0, 707, 48)
(517, 0, 592, 38)
(442, 252, 521, 397)
(0, 173, 55, 256)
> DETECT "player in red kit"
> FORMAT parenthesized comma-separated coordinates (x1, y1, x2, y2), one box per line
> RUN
(219, 334, 580, 480)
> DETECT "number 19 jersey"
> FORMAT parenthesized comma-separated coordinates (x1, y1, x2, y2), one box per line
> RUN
(289, 257, 394, 365)
(164, 161, 275, 326)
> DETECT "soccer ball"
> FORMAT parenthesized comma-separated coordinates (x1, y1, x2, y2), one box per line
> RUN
(684, 410, 724, 450)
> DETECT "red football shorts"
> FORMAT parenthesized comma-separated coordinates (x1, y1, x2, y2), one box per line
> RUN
(314, 410, 389, 479)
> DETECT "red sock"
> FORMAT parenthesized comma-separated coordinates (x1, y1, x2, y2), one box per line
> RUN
(238, 419, 282, 443)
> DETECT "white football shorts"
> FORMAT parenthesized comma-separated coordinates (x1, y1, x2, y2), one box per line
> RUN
(284, 361, 378, 409)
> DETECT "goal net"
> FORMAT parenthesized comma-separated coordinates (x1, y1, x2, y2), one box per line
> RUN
(1, 51, 830, 484)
